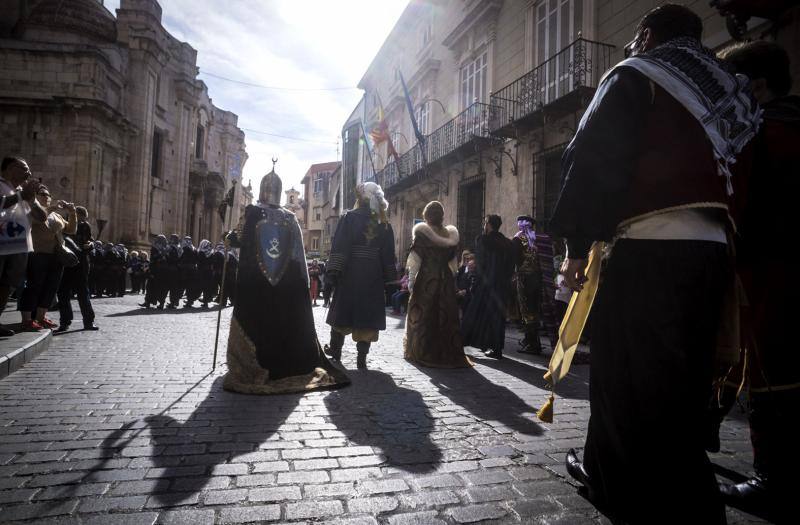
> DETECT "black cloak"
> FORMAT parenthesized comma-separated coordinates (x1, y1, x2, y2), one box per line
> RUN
(224, 204, 349, 394)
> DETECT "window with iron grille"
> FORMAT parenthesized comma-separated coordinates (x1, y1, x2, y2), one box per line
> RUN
(313, 172, 327, 195)
(534, 143, 568, 232)
(459, 51, 487, 110)
(535, 0, 585, 102)
(414, 101, 430, 137)
(421, 20, 433, 48)
(457, 176, 486, 252)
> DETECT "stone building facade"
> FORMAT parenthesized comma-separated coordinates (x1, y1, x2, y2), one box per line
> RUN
(344, 0, 799, 260)
(284, 186, 305, 228)
(0, 0, 249, 249)
(300, 161, 340, 258)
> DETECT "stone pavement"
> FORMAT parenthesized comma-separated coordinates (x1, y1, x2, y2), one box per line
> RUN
(0, 295, 766, 524)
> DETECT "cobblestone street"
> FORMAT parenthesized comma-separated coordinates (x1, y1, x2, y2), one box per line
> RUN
(0, 296, 765, 524)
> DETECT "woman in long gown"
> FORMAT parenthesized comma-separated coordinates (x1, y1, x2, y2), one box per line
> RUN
(404, 201, 472, 368)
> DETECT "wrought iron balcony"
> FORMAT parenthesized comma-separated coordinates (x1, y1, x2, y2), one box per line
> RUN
(490, 38, 615, 137)
(374, 102, 499, 194)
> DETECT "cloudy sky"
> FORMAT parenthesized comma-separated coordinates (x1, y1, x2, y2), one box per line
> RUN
(103, 0, 408, 198)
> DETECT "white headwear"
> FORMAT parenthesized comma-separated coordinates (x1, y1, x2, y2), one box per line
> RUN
(356, 182, 388, 216)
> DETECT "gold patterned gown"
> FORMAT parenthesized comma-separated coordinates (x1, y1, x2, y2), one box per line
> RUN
(404, 223, 472, 368)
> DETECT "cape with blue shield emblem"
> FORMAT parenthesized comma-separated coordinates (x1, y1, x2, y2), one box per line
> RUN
(223, 203, 349, 394)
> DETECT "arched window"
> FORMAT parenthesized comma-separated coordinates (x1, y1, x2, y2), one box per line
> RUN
(196, 109, 209, 160)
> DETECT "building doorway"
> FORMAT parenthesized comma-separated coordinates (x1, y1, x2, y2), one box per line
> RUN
(457, 176, 485, 252)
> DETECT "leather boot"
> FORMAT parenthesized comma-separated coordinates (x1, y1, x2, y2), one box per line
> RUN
(720, 475, 771, 518)
(356, 342, 369, 369)
(565, 449, 590, 487)
(326, 330, 344, 361)
(518, 325, 542, 354)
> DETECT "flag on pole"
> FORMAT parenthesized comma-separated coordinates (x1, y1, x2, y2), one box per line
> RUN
(217, 182, 236, 221)
(360, 121, 377, 176)
(399, 71, 427, 165)
(368, 93, 400, 164)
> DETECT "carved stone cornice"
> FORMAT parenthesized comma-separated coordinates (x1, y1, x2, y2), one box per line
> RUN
(406, 58, 441, 90)
(442, 0, 503, 50)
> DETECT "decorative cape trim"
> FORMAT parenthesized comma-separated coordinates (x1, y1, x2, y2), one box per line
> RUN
(412, 223, 459, 247)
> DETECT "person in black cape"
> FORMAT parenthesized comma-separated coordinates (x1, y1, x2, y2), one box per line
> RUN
(223, 164, 349, 394)
(195, 240, 216, 308)
(140, 235, 168, 309)
(714, 41, 800, 523)
(460, 214, 514, 359)
(324, 182, 396, 370)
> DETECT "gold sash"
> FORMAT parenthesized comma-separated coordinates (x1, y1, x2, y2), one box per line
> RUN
(537, 242, 605, 423)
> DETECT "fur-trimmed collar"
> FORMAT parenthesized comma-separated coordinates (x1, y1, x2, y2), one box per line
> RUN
(412, 222, 459, 247)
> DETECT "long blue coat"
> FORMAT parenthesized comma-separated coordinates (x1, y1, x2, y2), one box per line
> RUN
(326, 203, 396, 331)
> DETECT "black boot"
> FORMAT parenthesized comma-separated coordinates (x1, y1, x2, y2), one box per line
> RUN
(720, 475, 772, 519)
(518, 325, 542, 354)
(326, 330, 344, 361)
(356, 342, 370, 369)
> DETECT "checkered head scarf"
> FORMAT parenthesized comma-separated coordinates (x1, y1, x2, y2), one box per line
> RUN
(618, 37, 761, 195)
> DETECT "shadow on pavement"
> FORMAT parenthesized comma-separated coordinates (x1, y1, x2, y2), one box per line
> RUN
(39, 375, 299, 510)
(475, 353, 590, 402)
(104, 305, 230, 317)
(409, 361, 545, 438)
(324, 369, 441, 474)
(140, 376, 300, 507)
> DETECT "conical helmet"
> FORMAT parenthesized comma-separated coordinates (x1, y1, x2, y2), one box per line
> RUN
(259, 161, 282, 206)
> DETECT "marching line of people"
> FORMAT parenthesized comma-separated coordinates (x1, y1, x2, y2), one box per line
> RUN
(138, 235, 238, 310)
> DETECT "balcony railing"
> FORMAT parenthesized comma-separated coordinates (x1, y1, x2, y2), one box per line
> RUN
(427, 101, 496, 163)
(490, 38, 614, 134)
(373, 101, 499, 192)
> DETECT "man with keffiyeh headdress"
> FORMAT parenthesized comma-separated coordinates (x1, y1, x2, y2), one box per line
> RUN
(324, 181, 396, 370)
(552, 5, 760, 524)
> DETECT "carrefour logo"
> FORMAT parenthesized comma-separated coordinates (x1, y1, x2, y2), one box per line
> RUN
(1, 221, 26, 238)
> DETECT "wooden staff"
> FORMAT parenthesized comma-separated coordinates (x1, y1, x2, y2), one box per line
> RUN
(212, 248, 229, 372)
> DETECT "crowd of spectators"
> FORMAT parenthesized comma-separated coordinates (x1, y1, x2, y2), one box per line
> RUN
(0, 156, 99, 334)
(0, 155, 239, 337)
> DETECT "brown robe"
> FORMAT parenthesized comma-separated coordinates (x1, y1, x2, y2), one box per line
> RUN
(403, 223, 472, 368)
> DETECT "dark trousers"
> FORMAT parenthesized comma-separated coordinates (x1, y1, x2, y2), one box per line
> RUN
(57, 263, 95, 326)
(584, 239, 728, 524)
(130, 273, 143, 293)
(20, 252, 64, 313)
(145, 273, 169, 306)
(322, 282, 333, 306)
(391, 290, 408, 312)
(201, 278, 217, 304)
